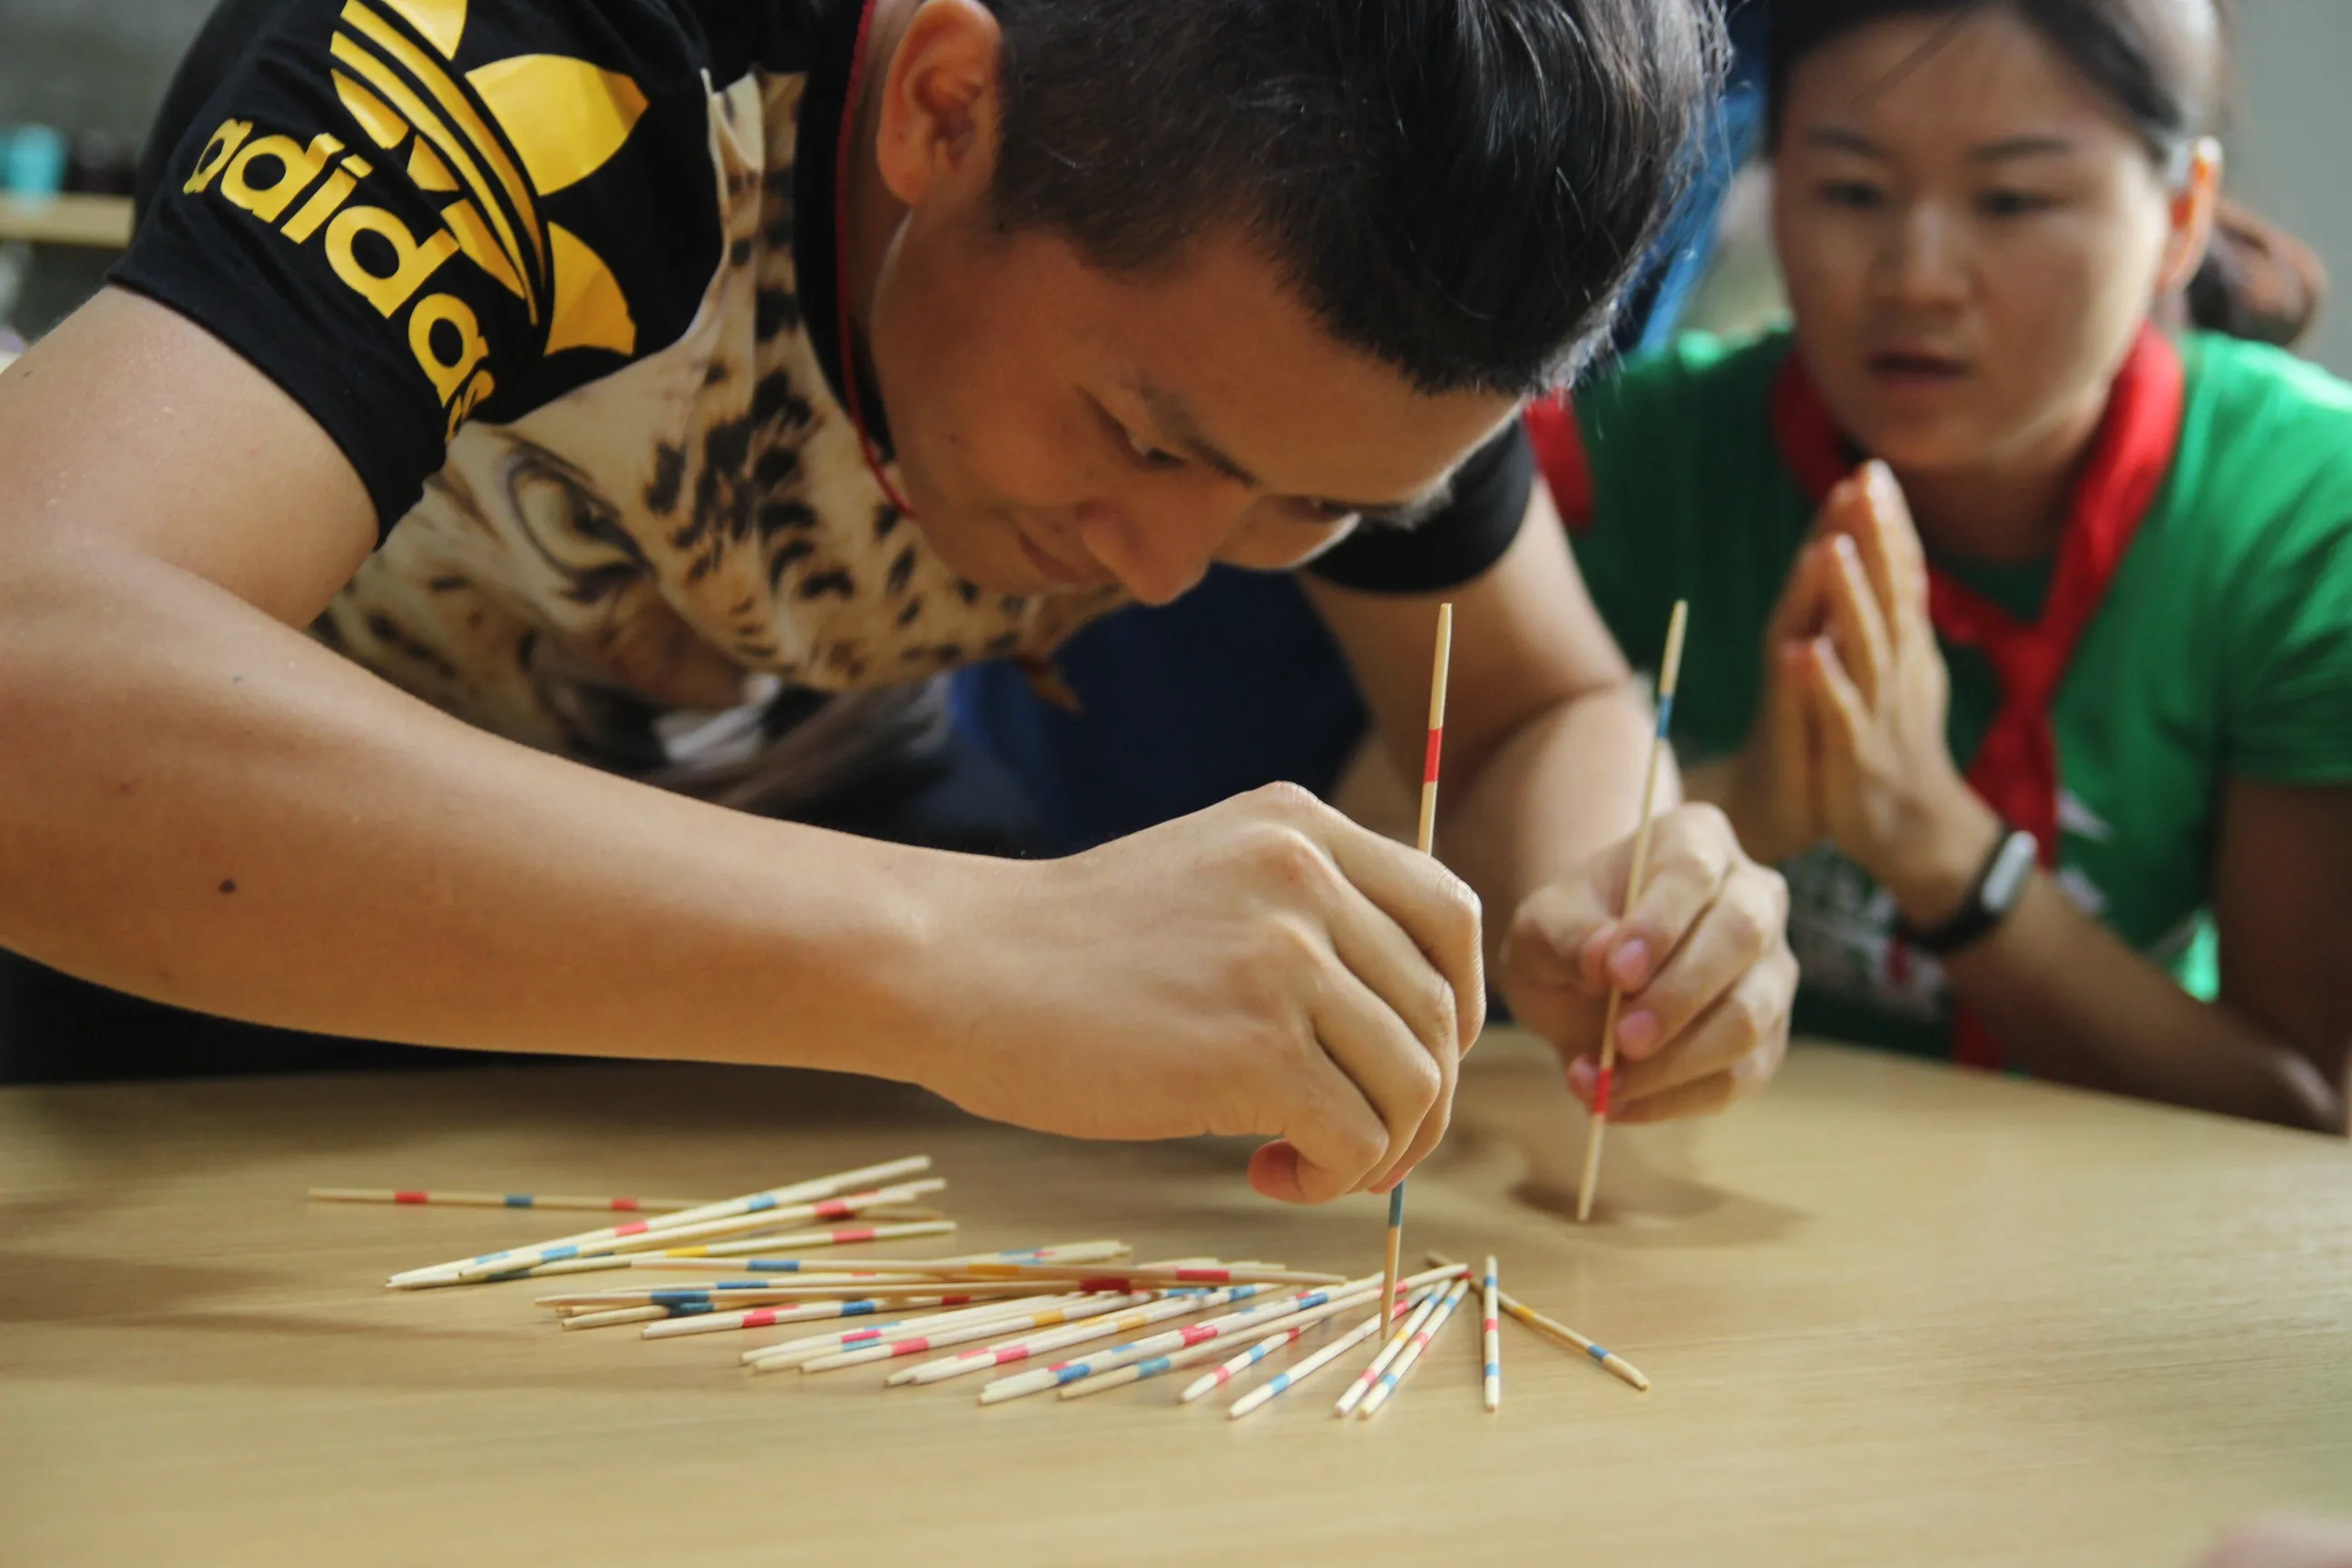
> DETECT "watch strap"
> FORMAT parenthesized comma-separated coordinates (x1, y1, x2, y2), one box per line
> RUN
(1896, 826, 2040, 957)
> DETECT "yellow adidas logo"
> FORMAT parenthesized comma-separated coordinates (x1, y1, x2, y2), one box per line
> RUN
(181, 0, 647, 438)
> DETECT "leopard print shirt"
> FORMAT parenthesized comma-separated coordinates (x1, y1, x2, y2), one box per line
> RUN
(312, 72, 1124, 788)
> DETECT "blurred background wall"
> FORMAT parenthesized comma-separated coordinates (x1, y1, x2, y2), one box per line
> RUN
(2223, 0, 2351, 377)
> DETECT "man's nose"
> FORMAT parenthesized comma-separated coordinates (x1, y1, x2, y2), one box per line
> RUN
(1073, 483, 1250, 606)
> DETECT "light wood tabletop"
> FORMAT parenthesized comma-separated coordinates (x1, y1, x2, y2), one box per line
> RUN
(3, 1031, 2347, 1565)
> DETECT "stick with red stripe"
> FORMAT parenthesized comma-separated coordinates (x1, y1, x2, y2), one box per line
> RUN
(640, 1286, 1052, 1340)
(446, 1185, 947, 1283)
(311, 1187, 710, 1212)
(1384, 601, 1455, 1328)
(511, 1220, 960, 1280)
(1575, 599, 1689, 1223)
(796, 1291, 1152, 1372)
(387, 1156, 933, 1288)
(1480, 1253, 1502, 1412)
(1178, 1266, 1457, 1403)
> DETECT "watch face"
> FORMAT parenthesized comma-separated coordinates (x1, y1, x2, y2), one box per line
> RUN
(1982, 831, 2039, 914)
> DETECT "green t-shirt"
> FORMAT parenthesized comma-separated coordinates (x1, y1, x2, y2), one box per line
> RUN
(1565, 328, 2352, 1060)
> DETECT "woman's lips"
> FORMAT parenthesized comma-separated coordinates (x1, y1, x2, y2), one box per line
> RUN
(1867, 348, 1970, 387)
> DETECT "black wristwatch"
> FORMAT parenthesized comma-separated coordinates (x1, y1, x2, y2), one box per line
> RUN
(1896, 825, 2040, 956)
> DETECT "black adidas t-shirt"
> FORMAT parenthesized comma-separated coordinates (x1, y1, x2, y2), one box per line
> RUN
(114, 0, 1528, 594)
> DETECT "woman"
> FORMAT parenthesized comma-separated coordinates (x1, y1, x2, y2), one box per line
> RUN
(1532, 0, 2352, 1129)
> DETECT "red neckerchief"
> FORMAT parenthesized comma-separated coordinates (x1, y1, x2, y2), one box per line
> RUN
(836, 0, 916, 516)
(1525, 393, 1595, 530)
(1769, 326, 2186, 1069)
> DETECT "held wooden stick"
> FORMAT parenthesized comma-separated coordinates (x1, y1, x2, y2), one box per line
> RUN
(1387, 600, 1454, 1325)
(1575, 599, 1689, 1223)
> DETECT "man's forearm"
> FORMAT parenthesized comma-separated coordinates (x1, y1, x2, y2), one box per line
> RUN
(1, 539, 950, 1078)
(1439, 679, 1668, 964)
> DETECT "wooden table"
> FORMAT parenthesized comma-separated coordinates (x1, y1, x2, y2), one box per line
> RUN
(3, 1033, 2347, 1564)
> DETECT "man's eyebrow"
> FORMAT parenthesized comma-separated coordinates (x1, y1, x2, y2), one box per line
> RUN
(1133, 379, 1451, 520)
(1136, 382, 1260, 488)
(1969, 133, 2079, 162)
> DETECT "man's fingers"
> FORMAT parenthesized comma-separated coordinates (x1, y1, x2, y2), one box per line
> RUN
(1306, 946, 1455, 1194)
(1248, 1140, 1314, 1202)
(1608, 861, 1789, 1062)
(1250, 1013, 1396, 1202)
(1318, 850, 1466, 1090)
(1317, 810, 1487, 1051)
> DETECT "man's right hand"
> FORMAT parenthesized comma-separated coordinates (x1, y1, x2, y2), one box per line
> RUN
(925, 783, 1485, 1204)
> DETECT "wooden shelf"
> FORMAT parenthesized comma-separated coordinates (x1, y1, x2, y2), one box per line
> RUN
(0, 192, 134, 249)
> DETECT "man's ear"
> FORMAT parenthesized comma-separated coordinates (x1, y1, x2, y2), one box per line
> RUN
(872, 0, 1004, 211)
(2156, 136, 2224, 297)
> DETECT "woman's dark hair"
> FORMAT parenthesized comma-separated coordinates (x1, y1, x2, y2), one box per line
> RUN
(1764, 0, 2326, 346)
(986, 0, 1727, 397)
(1766, 0, 2221, 168)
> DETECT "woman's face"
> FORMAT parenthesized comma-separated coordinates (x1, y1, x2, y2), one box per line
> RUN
(1771, 6, 2210, 476)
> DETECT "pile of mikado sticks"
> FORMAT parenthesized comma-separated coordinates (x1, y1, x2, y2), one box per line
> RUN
(320, 1155, 1648, 1421)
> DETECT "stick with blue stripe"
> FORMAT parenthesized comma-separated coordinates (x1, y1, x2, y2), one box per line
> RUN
(1357, 1275, 1472, 1419)
(1480, 1253, 1502, 1412)
(310, 1187, 712, 1211)
(1384, 602, 1455, 1325)
(1427, 1250, 1649, 1392)
(1228, 1303, 1396, 1420)
(1576, 599, 1690, 1224)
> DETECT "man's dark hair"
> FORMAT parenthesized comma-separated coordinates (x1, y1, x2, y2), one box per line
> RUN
(986, 0, 1728, 397)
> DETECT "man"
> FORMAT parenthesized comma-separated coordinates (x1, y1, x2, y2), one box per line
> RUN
(0, 0, 1795, 1202)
